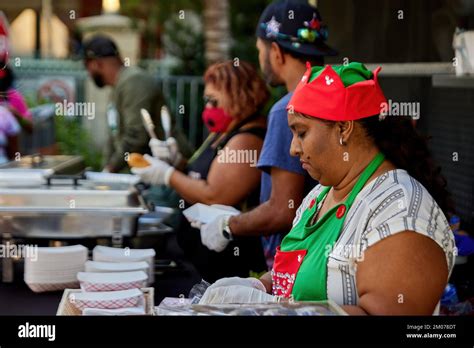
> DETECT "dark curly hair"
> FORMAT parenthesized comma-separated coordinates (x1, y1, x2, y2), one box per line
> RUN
(358, 116, 453, 215)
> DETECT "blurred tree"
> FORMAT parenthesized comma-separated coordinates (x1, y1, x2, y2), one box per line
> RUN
(122, 0, 205, 74)
(229, 0, 272, 66)
(203, 0, 231, 65)
(162, 10, 205, 75)
(120, 0, 276, 74)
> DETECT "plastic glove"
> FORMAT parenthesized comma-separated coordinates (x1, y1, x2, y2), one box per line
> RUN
(190, 220, 204, 229)
(189, 205, 240, 229)
(149, 137, 183, 167)
(207, 277, 267, 292)
(131, 154, 174, 186)
(200, 215, 231, 252)
(199, 285, 277, 304)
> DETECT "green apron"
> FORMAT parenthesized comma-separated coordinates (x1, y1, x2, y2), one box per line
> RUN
(271, 153, 385, 301)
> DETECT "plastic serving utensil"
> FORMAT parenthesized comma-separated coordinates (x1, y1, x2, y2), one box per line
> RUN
(160, 105, 172, 139)
(140, 108, 158, 140)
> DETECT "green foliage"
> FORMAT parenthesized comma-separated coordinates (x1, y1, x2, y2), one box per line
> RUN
(54, 116, 103, 171)
(121, 0, 205, 74)
(162, 11, 206, 75)
(230, 0, 273, 65)
(121, 0, 274, 75)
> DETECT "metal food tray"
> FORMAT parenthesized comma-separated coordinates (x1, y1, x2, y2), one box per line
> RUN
(0, 155, 85, 176)
(155, 300, 348, 316)
(0, 186, 148, 239)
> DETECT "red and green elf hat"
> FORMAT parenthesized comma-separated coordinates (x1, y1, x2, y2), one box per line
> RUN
(287, 62, 387, 121)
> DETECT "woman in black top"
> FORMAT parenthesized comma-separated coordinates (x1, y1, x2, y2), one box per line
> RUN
(133, 61, 270, 282)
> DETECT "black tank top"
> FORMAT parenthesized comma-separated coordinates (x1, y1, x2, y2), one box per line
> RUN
(186, 115, 266, 209)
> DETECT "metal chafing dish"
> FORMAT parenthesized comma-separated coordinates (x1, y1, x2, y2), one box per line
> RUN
(0, 186, 147, 239)
(0, 154, 85, 176)
(0, 171, 175, 282)
(0, 175, 174, 239)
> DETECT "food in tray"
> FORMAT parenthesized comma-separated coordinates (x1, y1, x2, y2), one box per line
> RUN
(77, 271, 148, 292)
(127, 153, 150, 168)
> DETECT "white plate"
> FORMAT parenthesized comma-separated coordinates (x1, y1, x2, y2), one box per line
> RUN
(85, 171, 141, 185)
(93, 246, 155, 260)
(71, 288, 142, 301)
(82, 306, 146, 316)
(26, 281, 79, 293)
(24, 245, 88, 263)
(69, 288, 143, 310)
(182, 203, 240, 225)
(78, 271, 148, 292)
(85, 261, 149, 273)
(92, 246, 155, 284)
(25, 266, 86, 273)
(77, 271, 147, 284)
(31, 245, 87, 254)
(25, 276, 78, 283)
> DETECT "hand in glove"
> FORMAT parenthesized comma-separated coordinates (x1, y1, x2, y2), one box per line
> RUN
(149, 137, 182, 167)
(188, 205, 240, 229)
(200, 215, 232, 252)
(131, 154, 175, 186)
(199, 285, 277, 305)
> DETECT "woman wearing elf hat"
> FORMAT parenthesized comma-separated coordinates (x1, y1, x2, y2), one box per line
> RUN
(199, 62, 456, 315)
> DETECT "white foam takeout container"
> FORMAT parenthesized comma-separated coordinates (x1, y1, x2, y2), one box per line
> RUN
(182, 203, 240, 225)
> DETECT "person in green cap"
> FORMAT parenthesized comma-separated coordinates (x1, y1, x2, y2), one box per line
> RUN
(199, 62, 455, 316)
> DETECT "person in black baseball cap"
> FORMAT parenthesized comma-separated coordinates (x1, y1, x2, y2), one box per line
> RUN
(256, 0, 337, 87)
(257, 0, 337, 58)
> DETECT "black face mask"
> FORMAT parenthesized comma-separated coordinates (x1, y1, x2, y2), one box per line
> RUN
(92, 73, 105, 88)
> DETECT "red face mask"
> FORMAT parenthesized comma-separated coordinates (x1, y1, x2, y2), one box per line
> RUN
(202, 107, 233, 133)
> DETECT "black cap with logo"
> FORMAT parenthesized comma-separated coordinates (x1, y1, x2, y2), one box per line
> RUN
(256, 0, 338, 57)
(82, 35, 120, 60)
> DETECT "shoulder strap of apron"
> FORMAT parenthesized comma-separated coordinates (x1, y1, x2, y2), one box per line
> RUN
(311, 152, 385, 217)
(344, 152, 385, 208)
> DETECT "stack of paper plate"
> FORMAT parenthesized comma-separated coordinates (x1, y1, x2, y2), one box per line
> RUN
(85, 260, 149, 273)
(69, 288, 144, 310)
(93, 246, 156, 284)
(24, 245, 88, 293)
(77, 271, 148, 292)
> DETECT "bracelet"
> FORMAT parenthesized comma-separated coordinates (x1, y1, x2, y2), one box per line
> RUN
(222, 216, 233, 241)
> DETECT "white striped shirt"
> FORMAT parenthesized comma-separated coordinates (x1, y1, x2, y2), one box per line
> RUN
(292, 169, 456, 308)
